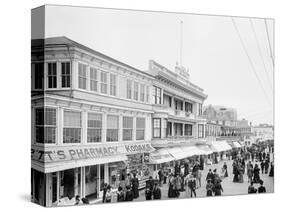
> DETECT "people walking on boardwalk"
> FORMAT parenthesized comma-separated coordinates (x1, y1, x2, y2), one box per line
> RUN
(213, 180, 223, 196)
(131, 173, 139, 199)
(222, 162, 228, 177)
(124, 186, 134, 201)
(188, 174, 197, 197)
(206, 169, 214, 183)
(232, 160, 239, 182)
(206, 179, 213, 196)
(258, 181, 266, 193)
(248, 182, 257, 194)
(117, 186, 125, 202)
(158, 168, 164, 187)
(253, 164, 261, 183)
(269, 162, 274, 177)
(264, 160, 269, 174)
(238, 163, 244, 183)
(247, 161, 254, 183)
(184, 173, 191, 197)
(174, 162, 181, 176)
(175, 174, 182, 197)
(153, 183, 162, 200)
(145, 176, 154, 200)
(260, 160, 265, 174)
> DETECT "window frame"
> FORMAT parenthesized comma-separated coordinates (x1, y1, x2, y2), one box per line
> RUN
(100, 71, 108, 94)
(87, 112, 102, 143)
(33, 62, 44, 90)
(47, 62, 57, 89)
(90, 67, 98, 92)
(78, 63, 87, 90)
(133, 81, 139, 101)
(126, 79, 133, 99)
(198, 124, 204, 138)
(63, 110, 82, 144)
(109, 73, 117, 96)
(106, 115, 119, 142)
(152, 118, 161, 138)
(122, 116, 133, 141)
(136, 117, 146, 140)
(61, 62, 71, 88)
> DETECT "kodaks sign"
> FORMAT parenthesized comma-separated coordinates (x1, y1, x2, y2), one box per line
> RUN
(31, 142, 154, 163)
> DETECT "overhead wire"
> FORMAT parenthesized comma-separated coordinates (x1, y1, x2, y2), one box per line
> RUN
(231, 17, 273, 107)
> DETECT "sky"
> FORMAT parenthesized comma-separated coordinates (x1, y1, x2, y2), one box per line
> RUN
(40, 5, 274, 125)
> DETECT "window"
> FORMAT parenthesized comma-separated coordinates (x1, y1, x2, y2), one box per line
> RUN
(123, 117, 133, 141)
(140, 84, 145, 102)
(90, 67, 98, 92)
(47, 63, 57, 88)
(78, 63, 87, 89)
(63, 111, 81, 143)
(126, 80, 132, 99)
(107, 115, 118, 142)
(153, 118, 161, 138)
(35, 107, 56, 144)
(100, 71, 107, 94)
(134, 82, 139, 101)
(61, 62, 71, 88)
(198, 124, 204, 138)
(146, 86, 150, 102)
(175, 100, 183, 110)
(166, 122, 172, 137)
(185, 102, 193, 113)
(136, 118, 145, 140)
(110, 74, 117, 96)
(87, 113, 102, 143)
(153, 86, 161, 104)
(184, 124, 193, 136)
(34, 63, 44, 89)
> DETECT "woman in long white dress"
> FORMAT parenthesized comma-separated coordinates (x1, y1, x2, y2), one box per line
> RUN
(184, 174, 191, 197)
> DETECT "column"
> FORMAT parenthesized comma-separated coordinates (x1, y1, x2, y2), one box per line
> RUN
(97, 165, 101, 197)
(102, 112, 107, 143)
(81, 111, 87, 144)
(182, 123, 185, 136)
(81, 167, 85, 198)
(57, 61, 61, 89)
(57, 107, 63, 145)
(171, 122, 175, 136)
(104, 164, 109, 184)
(71, 60, 77, 89)
(119, 114, 123, 142)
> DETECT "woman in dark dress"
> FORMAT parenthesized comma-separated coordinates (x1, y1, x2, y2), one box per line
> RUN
(223, 162, 228, 177)
(131, 173, 139, 198)
(233, 163, 239, 183)
(269, 162, 274, 177)
(253, 164, 261, 183)
(213, 181, 223, 196)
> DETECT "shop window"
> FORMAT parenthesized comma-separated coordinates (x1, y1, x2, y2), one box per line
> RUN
(61, 62, 71, 88)
(63, 110, 81, 143)
(184, 124, 193, 136)
(123, 116, 133, 141)
(100, 165, 105, 191)
(107, 115, 119, 142)
(153, 118, 161, 138)
(60, 168, 81, 200)
(90, 67, 98, 92)
(136, 117, 145, 140)
(134, 82, 139, 101)
(34, 63, 44, 89)
(109, 74, 117, 96)
(100, 71, 108, 94)
(85, 166, 98, 198)
(87, 113, 102, 143)
(35, 107, 56, 144)
(32, 169, 46, 206)
(47, 63, 57, 88)
(140, 84, 145, 102)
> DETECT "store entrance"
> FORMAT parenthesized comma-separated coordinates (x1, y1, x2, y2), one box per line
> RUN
(32, 169, 46, 206)
(85, 165, 98, 200)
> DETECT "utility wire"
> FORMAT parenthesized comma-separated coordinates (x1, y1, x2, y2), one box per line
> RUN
(231, 17, 272, 107)
(264, 19, 275, 68)
(249, 19, 273, 91)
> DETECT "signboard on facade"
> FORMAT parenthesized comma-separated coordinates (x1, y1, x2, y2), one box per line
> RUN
(31, 142, 155, 163)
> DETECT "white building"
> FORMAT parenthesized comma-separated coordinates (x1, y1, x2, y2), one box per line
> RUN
(31, 37, 155, 206)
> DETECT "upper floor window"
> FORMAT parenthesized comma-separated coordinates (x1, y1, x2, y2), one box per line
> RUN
(34, 63, 44, 89)
(90, 67, 98, 92)
(110, 74, 117, 96)
(153, 86, 161, 104)
(134, 82, 139, 101)
(175, 100, 183, 110)
(61, 62, 71, 88)
(63, 110, 81, 143)
(198, 124, 204, 138)
(136, 118, 145, 140)
(100, 71, 108, 94)
(47, 63, 57, 88)
(123, 117, 133, 141)
(184, 124, 193, 136)
(126, 79, 132, 99)
(140, 84, 145, 102)
(152, 118, 161, 138)
(185, 102, 193, 113)
(146, 86, 150, 102)
(107, 115, 118, 142)
(87, 113, 102, 143)
(78, 63, 87, 90)
(35, 107, 56, 144)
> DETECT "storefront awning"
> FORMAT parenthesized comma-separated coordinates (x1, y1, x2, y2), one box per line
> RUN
(166, 146, 205, 160)
(196, 145, 213, 155)
(210, 141, 232, 152)
(149, 148, 175, 164)
(32, 154, 128, 173)
(233, 142, 242, 148)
